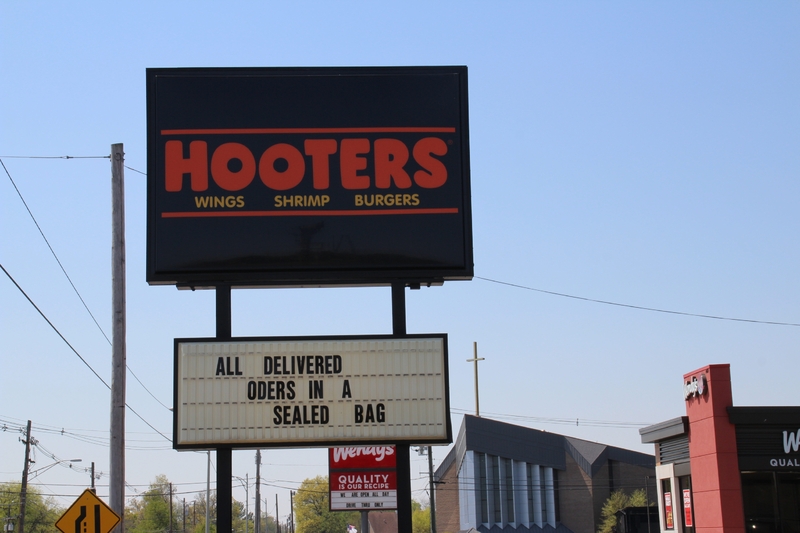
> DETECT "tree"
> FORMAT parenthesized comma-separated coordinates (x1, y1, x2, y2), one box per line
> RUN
(0, 482, 63, 533)
(126, 475, 179, 533)
(293, 476, 357, 533)
(412, 499, 431, 533)
(598, 489, 649, 533)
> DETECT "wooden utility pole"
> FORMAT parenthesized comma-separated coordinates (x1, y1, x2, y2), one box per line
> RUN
(110, 143, 127, 531)
(289, 491, 294, 533)
(18, 420, 32, 533)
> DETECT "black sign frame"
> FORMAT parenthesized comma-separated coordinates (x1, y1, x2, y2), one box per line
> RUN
(146, 66, 472, 287)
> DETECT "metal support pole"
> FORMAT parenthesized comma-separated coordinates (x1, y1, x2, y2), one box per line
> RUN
(110, 143, 127, 532)
(391, 283, 412, 533)
(360, 511, 369, 533)
(428, 446, 436, 533)
(217, 448, 232, 533)
(205, 452, 210, 533)
(216, 284, 233, 533)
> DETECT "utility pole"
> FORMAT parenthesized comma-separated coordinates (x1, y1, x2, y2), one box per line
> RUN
(183, 499, 186, 533)
(169, 483, 173, 533)
(18, 420, 32, 533)
(91, 462, 96, 492)
(289, 491, 294, 533)
(110, 142, 127, 532)
(254, 451, 261, 533)
(275, 495, 279, 533)
(428, 446, 436, 533)
(244, 474, 249, 533)
(466, 342, 484, 416)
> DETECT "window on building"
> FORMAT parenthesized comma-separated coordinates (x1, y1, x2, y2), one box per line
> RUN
(553, 469, 560, 523)
(526, 463, 535, 524)
(662, 478, 674, 530)
(777, 472, 800, 533)
(678, 476, 694, 533)
(741, 471, 800, 533)
(541, 467, 548, 524)
(504, 458, 514, 523)
(491, 455, 501, 523)
(478, 453, 488, 524)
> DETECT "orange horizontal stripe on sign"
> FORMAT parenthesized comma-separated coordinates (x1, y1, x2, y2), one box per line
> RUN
(160, 127, 456, 135)
(161, 207, 459, 218)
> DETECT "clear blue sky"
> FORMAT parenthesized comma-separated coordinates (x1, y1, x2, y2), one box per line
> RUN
(2, 0, 799, 522)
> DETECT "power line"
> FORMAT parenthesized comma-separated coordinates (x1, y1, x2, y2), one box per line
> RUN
(125, 165, 146, 176)
(0, 155, 110, 159)
(1, 262, 111, 388)
(449, 408, 651, 429)
(2, 157, 171, 411)
(1, 158, 111, 344)
(477, 276, 800, 327)
(0, 264, 172, 444)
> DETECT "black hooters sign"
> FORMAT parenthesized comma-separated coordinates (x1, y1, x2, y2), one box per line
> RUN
(146, 66, 473, 286)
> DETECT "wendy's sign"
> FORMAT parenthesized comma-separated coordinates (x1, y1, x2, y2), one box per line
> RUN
(146, 66, 472, 287)
(329, 446, 398, 511)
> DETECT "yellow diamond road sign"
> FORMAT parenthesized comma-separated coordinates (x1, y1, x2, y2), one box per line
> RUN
(56, 490, 120, 533)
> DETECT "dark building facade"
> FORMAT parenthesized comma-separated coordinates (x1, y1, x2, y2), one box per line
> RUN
(434, 415, 655, 533)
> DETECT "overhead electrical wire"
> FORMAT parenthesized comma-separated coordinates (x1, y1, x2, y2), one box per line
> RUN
(4, 156, 800, 329)
(0, 264, 172, 444)
(1, 157, 172, 412)
(477, 276, 800, 327)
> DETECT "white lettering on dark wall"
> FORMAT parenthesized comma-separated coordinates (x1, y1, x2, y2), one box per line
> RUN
(783, 430, 800, 454)
(770, 458, 800, 467)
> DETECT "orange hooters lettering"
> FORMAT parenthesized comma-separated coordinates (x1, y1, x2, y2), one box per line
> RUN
(339, 139, 371, 190)
(374, 139, 412, 189)
(259, 143, 305, 191)
(165, 140, 209, 191)
(163, 138, 448, 192)
(413, 137, 448, 188)
(210, 143, 256, 191)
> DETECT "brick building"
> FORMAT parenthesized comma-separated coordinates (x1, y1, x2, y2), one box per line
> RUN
(434, 415, 655, 533)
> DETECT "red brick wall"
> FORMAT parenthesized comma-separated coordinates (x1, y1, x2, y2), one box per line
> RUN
(435, 458, 462, 533)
